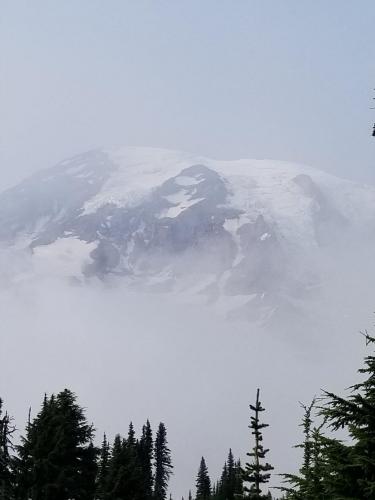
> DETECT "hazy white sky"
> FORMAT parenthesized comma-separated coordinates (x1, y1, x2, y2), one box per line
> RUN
(1, 0, 375, 188)
(2, 4, 375, 494)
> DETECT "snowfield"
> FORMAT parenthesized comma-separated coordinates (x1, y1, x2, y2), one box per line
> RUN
(1, 146, 375, 324)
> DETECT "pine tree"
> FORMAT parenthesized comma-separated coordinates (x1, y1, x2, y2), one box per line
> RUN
(154, 423, 173, 500)
(105, 430, 143, 500)
(321, 333, 375, 498)
(225, 449, 236, 500)
(138, 420, 154, 500)
(234, 459, 243, 498)
(13, 402, 39, 500)
(96, 434, 110, 499)
(128, 422, 136, 448)
(82, 441, 99, 500)
(218, 462, 228, 500)
(280, 400, 327, 499)
(104, 433, 123, 498)
(0, 398, 15, 500)
(196, 457, 211, 500)
(14, 389, 98, 500)
(243, 389, 273, 499)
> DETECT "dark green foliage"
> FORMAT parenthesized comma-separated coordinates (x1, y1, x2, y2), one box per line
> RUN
(7, 327, 375, 500)
(223, 450, 235, 500)
(83, 441, 99, 500)
(234, 459, 244, 498)
(196, 457, 211, 500)
(96, 434, 110, 499)
(210, 452, 243, 500)
(154, 423, 173, 500)
(0, 398, 15, 500)
(212, 450, 243, 500)
(14, 389, 98, 500)
(280, 333, 375, 500)
(321, 333, 375, 498)
(104, 431, 143, 500)
(243, 389, 273, 499)
(128, 422, 136, 447)
(280, 400, 327, 499)
(138, 420, 154, 500)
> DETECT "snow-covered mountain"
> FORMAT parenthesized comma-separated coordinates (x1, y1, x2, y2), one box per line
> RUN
(2, 147, 375, 322)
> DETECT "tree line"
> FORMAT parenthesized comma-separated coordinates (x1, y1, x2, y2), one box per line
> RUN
(2, 333, 375, 499)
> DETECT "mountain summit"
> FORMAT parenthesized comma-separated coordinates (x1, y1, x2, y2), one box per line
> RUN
(1, 147, 375, 322)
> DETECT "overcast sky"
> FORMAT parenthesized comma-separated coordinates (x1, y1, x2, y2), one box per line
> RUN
(1, 1, 375, 189)
(2, 3, 375, 495)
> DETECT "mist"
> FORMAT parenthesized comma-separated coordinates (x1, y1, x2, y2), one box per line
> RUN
(2, 0, 375, 192)
(0, 242, 372, 497)
(2, 1, 375, 498)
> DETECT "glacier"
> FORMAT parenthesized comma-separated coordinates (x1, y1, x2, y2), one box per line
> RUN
(1, 146, 375, 324)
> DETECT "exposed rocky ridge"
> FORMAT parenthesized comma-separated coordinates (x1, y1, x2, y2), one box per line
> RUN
(1, 147, 374, 322)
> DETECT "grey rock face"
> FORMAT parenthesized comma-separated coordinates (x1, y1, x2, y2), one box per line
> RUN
(0, 150, 116, 245)
(1, 147, 374, 321)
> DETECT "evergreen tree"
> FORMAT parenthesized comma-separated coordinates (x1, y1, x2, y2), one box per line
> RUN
(104, 434, 123, 498)
(224, 449, 236, 500)
(0, 398, 15, 500)
(82, 441, 99, 500)
(96, 434, 110, 499)
(243, 389, 273, 499)
(218, 463, 228, 500)
(196, 457, 211, 500)
(154, 423, 173, 500)
(211, 453, 242, 500)
(105, 431, 143, 500)
(13, 401, 40, 500)
(128, 422, 136, 448)
(138, 420, 154, 500)
(234, 460, 243, 498)
(14, 389, 98, 500)
(280, 400, 327, 499)
(321, 333, 375, 498)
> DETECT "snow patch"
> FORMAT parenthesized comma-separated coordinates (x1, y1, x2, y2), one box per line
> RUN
(82, 148, 204, 215)
(174, 175, 204, 187)
(260, 232, 271, 241)
(32, 237, 97, 278)
(160, 196, 205, 219)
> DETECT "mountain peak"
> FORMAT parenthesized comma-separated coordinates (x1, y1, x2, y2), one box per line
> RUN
(1, 147, 375, 323)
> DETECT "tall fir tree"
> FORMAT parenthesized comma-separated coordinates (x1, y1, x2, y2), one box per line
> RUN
(96, 433, 110, 499)
(321, 333, 375, 498)
(218, 462, 228, 500)
(243, 389, 273, 499)
(234, 459, 244, 498)
(0, 399, 15, 500)
(14, 389, 98, 500)
(138, 420, 154, 500)
(128, 422, 136, 448)
(104, 433, 123, 498)
(281, 400, 327, 499)
(104, 430, 143, 500)
(224, 449, 236, 500)
(196, 457, 211, 500)
(154, 423, 173, 500)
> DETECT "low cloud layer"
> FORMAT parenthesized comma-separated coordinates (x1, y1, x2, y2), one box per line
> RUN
(1, 245, 373, 496)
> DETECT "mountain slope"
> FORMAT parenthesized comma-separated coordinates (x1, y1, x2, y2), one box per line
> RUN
(1, 147, 375, 322)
